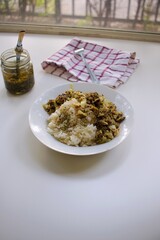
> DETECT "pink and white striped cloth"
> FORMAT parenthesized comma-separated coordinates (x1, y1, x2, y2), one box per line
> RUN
(41, 38, 139, 88)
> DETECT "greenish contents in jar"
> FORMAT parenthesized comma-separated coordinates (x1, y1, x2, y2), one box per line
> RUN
(1, 48, 35, 95)
(2, 64, 35, 95)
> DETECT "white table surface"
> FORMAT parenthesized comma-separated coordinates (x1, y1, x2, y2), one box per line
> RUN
(0, 32, 160, 240)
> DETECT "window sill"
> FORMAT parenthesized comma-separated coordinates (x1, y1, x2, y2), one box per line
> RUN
(0, 23, 160, 43)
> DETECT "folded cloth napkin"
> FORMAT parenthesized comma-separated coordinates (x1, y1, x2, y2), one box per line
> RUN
(41, 38, 139, 88)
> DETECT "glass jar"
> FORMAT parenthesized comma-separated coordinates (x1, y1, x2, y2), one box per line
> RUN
(1, 48, 35, 95)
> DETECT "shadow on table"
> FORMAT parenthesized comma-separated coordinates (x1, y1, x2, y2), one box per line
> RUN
(27, 128, 132, 179)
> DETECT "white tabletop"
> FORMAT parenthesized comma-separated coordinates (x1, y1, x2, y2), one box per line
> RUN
(0, 33, 160, 240)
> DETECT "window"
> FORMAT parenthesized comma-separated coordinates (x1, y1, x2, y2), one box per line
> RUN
(0, 0, 160, 42)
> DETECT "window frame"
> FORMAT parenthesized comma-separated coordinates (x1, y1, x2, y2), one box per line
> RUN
(0, 22, 160, 43)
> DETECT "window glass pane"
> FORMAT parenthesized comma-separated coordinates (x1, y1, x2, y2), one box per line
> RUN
(0, 0, 159, 34)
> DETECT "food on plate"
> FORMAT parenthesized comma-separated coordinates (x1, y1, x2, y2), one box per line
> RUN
(43, 87, 125, 146)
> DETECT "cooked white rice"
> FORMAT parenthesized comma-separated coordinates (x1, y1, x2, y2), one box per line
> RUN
(47, 98, 97, 146)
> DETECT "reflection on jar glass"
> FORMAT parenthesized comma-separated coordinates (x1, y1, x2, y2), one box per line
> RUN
(1, 48, 35, 95)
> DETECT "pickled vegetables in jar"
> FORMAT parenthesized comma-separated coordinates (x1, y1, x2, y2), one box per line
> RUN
(1, 31, 35, 95)
(1, 48, 35, 95)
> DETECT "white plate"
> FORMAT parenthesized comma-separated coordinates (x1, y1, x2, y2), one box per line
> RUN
(29, 82, 134, 156)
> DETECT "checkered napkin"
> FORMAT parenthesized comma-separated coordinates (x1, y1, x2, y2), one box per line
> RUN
(41, 38, 139, 88)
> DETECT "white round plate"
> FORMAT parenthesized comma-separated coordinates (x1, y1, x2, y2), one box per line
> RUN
(29, 82, 134, 156)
